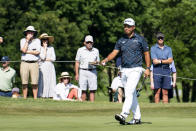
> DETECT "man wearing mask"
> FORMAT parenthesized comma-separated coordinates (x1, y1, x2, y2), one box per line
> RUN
(20, 26, 41, 99)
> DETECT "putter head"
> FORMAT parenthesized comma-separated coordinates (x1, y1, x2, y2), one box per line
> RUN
(136, 89, 140, 97)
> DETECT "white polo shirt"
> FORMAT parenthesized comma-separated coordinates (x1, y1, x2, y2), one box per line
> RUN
(20, 38, 41, 61)
(75, 46, 100, 69)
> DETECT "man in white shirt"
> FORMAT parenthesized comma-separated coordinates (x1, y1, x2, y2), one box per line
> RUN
(75, 35, 100, 102)
(111, 72, 124, 103)
(20, 26, 41, 99)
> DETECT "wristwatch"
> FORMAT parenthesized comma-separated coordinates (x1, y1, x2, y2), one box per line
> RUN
(146, 67, 151, 70)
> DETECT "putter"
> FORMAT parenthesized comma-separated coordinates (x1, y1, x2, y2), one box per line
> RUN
(136, 77, 146, 97)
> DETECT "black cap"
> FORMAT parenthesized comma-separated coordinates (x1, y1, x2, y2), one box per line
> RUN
(156, 32, 164, 38)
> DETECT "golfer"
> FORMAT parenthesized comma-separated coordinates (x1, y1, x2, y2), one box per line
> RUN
(101, 18, 150, 125)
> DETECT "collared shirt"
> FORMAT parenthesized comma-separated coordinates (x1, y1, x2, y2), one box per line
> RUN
(20, 38, 41, 61)
(150, 43, 173, 60)
(114, 33, 149, 68)
(111, 76, 123, 90)
(0, 67, 16, 91)
(75, 46, 100, 69)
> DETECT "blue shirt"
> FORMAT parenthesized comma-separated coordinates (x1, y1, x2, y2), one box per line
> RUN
(114, 33, 149, 68)
(151, 44, 173, 60)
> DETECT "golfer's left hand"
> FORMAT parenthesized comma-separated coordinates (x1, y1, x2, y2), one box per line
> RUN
(144, 69, 150, 78)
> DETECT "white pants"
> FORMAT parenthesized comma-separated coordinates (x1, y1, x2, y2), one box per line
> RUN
(120, 67, 143, 120)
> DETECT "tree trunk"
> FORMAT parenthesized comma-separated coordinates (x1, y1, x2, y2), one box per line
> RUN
(182, 81, 191, 102)
(191, 81, 196, 102)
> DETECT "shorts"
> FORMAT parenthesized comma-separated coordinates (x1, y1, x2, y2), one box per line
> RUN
(20, 61, 39, 85)
(153, 67, 171, 90)
(79, 69, 97, 91)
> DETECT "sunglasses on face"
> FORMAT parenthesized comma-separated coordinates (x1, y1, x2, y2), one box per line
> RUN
(124, 24, 134, 28)
(63, 77, 69, 80)
(2, 62, 6, 64)
(86, 41, 93, 44)
(158, 37, 164, 40)
(42, 39, 48, 41)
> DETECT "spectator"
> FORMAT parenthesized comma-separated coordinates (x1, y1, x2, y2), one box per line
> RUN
(20, 26, 41, 99)
(110, 71, 124, 103)
(38, 33, 56, 98)
(0, 56, 16, 97)
(0, 36, 3, 44)
(150, 32, 173, 103)
(101, 18, 150, 125)
(150, 61, 177, 102)
(12, 87, 21, 98)
(75, 35, 100, 102)
(53, 72, 82, 101)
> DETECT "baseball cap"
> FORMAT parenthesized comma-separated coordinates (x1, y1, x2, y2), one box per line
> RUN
(1, 56, 10, 62)
(156, 32, 164, 38)
(85, 35, 93, 42)
(12, 87, 20, 93)
(123, 18, 135, 26)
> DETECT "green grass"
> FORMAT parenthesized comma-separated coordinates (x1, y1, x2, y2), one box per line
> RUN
(0, 95, 196, 131)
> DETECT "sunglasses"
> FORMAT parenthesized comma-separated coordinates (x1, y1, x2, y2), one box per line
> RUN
(63, 77, 69, 80)
(86, 41, 93, 44)
(124, 24, 134, 28)
(158, 37, 164, 40)
(42, 38, 48, 41)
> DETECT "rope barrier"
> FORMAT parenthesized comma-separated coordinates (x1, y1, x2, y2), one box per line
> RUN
(1, 60, 196, 81)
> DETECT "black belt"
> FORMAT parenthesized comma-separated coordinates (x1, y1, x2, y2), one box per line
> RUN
(0, 89, 11, 93)
(23, 61, 37, 63)
(80, 68, 96, 71)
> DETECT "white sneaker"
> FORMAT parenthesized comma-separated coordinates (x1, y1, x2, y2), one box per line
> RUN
(127, 119, 141, 125)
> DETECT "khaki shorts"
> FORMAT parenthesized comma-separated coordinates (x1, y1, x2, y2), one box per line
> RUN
(79, 69, 97, 91)
(20, 62, 39, 85)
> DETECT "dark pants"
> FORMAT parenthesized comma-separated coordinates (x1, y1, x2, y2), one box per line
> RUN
(0, 91, 12, 97)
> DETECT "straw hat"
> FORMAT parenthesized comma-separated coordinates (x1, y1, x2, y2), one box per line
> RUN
(23, 26, 38, 36)
(59, 72, 72, 80)
(39, 33, 54, 43)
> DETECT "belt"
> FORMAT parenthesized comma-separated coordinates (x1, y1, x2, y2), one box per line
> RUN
(23, 61, 37, 63)
(80, 68, 96, 71)
(0, 89, 11, 93)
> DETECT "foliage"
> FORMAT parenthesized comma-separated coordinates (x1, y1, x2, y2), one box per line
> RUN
(0, 0, 196, 101)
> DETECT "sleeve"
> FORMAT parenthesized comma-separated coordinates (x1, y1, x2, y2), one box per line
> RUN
(111, 77, 118, 90)
(114, 40, 121, 51)
(171, 61, 176, 73)
(20, 39, 25, 50)
(50, 47, 56, 61)
(36, 39, 41, 52)
(150, 46, 157, 60)
(39, 47, 46, 60)
(97, 49, 100, 62)
(168, 47, 173, 59)
(141, 37, 149, 52)
(75, 48, 80, 61)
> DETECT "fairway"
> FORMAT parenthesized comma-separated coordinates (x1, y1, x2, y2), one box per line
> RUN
(0, 97, 196, 131)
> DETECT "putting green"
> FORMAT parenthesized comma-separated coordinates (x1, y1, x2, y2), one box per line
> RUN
(0, 97, 196, 131)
